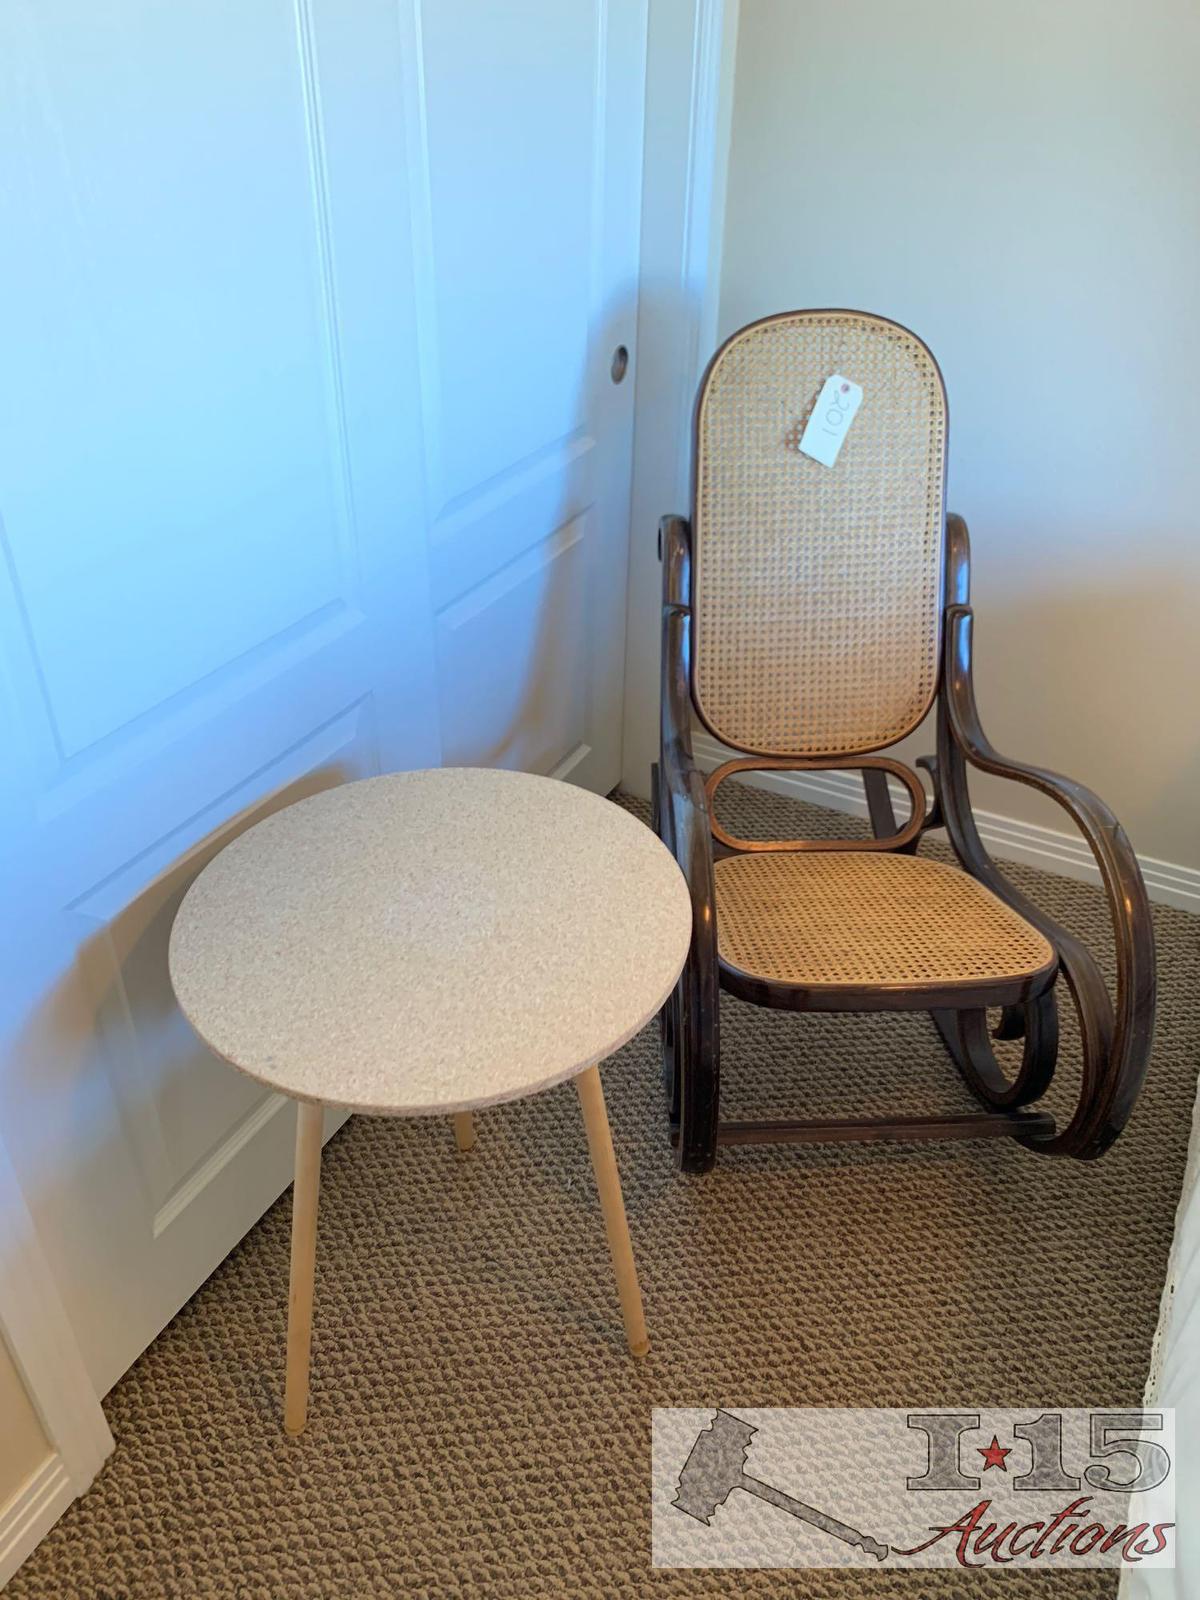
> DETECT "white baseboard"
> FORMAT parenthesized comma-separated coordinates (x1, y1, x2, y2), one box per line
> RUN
(0, 1456, 76, 1589)
(692, 734, 1200, 914)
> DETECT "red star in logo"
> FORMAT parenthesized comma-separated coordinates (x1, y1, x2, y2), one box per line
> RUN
(978, 1435, 1011, 1472)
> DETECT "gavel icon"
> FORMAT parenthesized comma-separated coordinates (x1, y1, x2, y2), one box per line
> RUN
(673, 1410, 889, 1562)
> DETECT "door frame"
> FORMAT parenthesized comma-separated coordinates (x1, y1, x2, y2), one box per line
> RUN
(619, 0, 740, 799)
(0, 1125, 113, 1587)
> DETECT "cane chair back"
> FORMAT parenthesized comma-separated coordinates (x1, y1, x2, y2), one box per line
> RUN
(692, 310, 948, 757)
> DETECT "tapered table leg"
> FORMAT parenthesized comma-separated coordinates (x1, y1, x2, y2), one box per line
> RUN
(284, 1100, 324, 1435)
(574, 1064, 649, 1357)
(452, 1111, 477, 1152)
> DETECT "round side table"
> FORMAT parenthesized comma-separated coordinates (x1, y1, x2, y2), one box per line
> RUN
(168, 768, 690, 1434)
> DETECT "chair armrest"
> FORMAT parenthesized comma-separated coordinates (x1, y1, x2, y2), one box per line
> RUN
(659, 513, 691, 610)
(942, 603, 1156, 1155)
(660, 615, 714, 921)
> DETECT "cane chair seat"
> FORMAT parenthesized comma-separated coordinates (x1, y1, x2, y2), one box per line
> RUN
(713, 850, 1056, 1002)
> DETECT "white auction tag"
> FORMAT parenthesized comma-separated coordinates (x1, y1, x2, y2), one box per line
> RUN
(798, 374, 863, 467)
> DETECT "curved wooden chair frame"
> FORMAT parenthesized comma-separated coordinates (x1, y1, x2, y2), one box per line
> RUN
(655, 500, 1156, 1175)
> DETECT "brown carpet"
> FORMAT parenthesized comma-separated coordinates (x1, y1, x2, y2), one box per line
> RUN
(10, 784, 1199, 1599)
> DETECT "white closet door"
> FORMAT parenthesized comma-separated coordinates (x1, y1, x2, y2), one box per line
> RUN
(402, 0, 647, 792)
(0, 0, 441, 1394)
(0, 0, 647, 1396)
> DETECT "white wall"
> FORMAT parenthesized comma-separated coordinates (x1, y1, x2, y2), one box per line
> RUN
(707, 0, 1200, 871)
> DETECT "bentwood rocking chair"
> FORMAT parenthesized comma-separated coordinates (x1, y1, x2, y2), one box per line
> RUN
(653, 309, 1155, 1173)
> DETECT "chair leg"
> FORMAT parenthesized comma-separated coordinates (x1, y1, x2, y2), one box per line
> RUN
(451, 1111, 476, 1152)
(676, 959, 721, 1175)
(661, 980, 680, 1121)
(652, 761, 685, 1129)
(574, 1065, 649, 1358)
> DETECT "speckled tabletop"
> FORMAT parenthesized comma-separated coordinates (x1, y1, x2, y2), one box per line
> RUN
(169, 768, 691, 1116)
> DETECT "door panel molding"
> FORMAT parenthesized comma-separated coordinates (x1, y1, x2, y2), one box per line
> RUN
(429, 433, 596, 608)
(432, 426, 593, 538)
(152, 1092, 288, 1239)
(293, 0, 362, 580)
(400, 0, 602, 519)
(0, 4, 368, 764)
(435, 516, 589, 774)
(66, 701, 370, 1221)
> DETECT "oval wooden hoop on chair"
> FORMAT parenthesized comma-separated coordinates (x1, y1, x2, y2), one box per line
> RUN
(704, 757, 927, 853)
